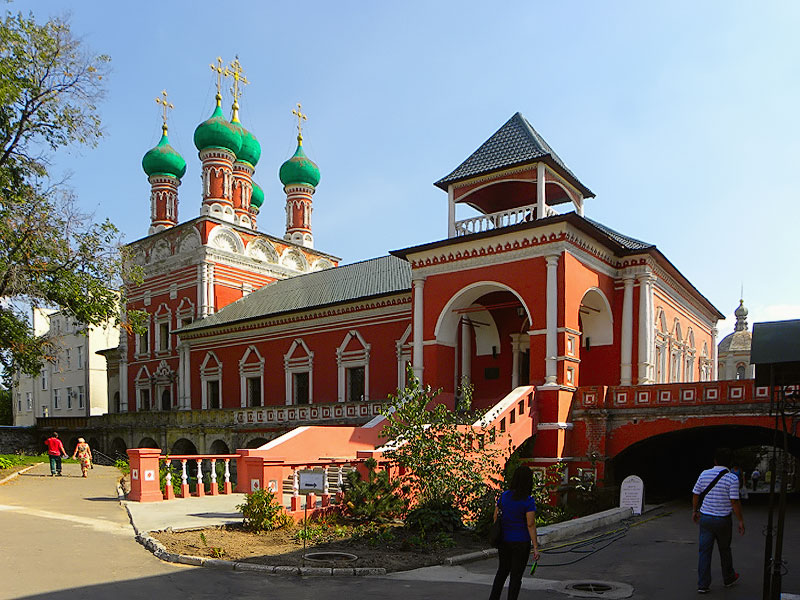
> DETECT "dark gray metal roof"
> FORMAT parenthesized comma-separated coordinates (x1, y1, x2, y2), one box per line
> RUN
(179, 255, 411, 333)
(752, 319, 800, 386)
(583, 217, 654, 251)
(434, 112, 593, 197)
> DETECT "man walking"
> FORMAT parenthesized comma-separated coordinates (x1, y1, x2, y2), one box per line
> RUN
(692, 448, 745, 594)
(44, 432, 68, 476)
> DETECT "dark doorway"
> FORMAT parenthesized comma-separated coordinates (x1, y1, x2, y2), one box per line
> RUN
(161, 389, 171, 411)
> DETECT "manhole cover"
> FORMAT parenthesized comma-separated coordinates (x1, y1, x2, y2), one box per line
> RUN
(570, 583, 613, 593)
(303, 552, 358, 564)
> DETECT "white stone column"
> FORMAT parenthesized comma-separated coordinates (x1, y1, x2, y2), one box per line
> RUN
(711, 326, 719, 381)
(447, 186, 456, 238)
(198, 264, 208, 318)
(207, 264, 215, 315)
(620, 276, 635, 386)
(544, 254, 559, 385)
(412, 277, 425, 382)
(637, 272, 654, 384)
(536, 162, 547, 219)
(119, 333, 128, 412)
(461, 318, 471, 387)
(510, 334, 521, 388)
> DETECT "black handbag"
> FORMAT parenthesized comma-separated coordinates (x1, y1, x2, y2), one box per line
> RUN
(488, 496, 503, 548)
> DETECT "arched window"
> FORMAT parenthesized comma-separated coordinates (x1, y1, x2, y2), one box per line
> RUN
(736, 364, 746, 380)
(200, 352, 222, 409)
(239, 346, 265, 407)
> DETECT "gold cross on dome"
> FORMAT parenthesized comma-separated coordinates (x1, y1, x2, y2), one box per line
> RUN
(154, 90, 173, 133)
(209, 57, 225, 99)
(226, 55, 249, 106)
(292, 103, 307, 141)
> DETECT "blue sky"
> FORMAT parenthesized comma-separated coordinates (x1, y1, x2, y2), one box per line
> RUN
(18, 1, 800, 339)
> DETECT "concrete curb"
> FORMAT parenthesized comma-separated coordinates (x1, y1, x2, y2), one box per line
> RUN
(133, 529, 386, 576)
(0, 464, 37, 486)
(445, 506, 644, 566)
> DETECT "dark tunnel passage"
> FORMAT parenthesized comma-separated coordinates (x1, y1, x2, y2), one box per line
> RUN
(609, 425, 800, 503)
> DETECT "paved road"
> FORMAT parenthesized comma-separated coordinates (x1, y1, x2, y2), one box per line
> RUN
(1, 462, 798, 599)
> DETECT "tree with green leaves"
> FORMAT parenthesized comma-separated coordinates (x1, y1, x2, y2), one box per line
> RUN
(0, 12, 136, 384)
(380, 368, 510, 529)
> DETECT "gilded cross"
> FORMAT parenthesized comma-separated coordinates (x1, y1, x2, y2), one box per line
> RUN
(292, 103, 307, 141)
(154, 90, 174, 133)
(226, 55, 249, 106)
(209, 57, 225, 99)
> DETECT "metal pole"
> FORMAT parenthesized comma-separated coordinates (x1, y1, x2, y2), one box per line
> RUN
(770, 395, 791, 600)
(763, 370, 778, 600)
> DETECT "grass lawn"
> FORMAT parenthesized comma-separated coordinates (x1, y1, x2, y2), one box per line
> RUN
(0, 454, 80, 479)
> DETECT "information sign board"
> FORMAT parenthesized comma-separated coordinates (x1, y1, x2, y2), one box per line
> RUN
(619, 474, 644, 515)
(298, 470, 325, 494)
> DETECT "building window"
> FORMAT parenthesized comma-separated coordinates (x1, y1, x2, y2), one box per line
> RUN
(239, 346, 265, 408)
(736, 365, 746, 380)
(346, 366, 365, 402)
(113, 392, 120, 413)
(66, 387, 72, 409)
(65, 349, 71, 370)
(16, 393, 21, 412)
(293, 372, 309, 405)
(138, 329, 150, 355)
(138, 388, 151, 411)
(26, 392, 32, 411)
(160, 388, 171, 411)
(207, 380, 221, 409)
(77, 345, 83, 367)
(41, 370, 48, 391)
(336, 330, 370, 403)
(54, 388, 60, 410)
(246, 376, 262, 407)
(201, 352, 223, 409)
(158, 322, 170, 352)
(78, 386, 85, 409)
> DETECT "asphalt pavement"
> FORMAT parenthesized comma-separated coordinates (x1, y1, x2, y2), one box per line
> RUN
(1, 461, 798, 600)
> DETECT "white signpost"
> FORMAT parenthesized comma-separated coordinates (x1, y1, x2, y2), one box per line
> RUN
(298, 469, 325, 564)
(620, 475, 645, 516)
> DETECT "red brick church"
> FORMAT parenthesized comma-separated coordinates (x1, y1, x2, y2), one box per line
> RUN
(120, 67, 724, 483)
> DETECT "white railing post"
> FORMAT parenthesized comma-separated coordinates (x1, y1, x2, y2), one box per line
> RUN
(323, 465, 330, 495)
(196, 458, 205, 496)
(210, 458, 218, 495)
(292, 468, 299, 497)
(181, 460, 188, 486)
(224, 459, 230, 484)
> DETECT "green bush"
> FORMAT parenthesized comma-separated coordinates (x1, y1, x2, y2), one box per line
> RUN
(237, 489, 293, 532)
(405, 498, 463, 538)
(0, 456, 22, 469)
(114, 458, 130, 476)
(341, 457, 408, 523)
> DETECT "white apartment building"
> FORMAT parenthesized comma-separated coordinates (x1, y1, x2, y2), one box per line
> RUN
(12, 308, 120, 426)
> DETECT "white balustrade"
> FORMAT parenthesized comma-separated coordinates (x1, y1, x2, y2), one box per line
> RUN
(210, 459, 217, 486)
(323, 466, 330, 495)
(223, 459, 230, 484)
(165, 469, 172, 488)
(453, 203, 557, 236)
(181, 460, 188, 486)
(292, 468, 299, 497)
(196, 459, 203, 489)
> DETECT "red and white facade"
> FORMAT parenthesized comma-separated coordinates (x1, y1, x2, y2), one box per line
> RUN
(118, 112, 726, 483)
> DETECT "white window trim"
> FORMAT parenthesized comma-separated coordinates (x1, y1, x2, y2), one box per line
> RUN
(53, 388, 60, 410)
(284, 338, 314, 405)
(239, 345, 265, 407)
(177, 297, 196, 328)
(78, 386, 85, 409)
(135, 315, 152, 358)
(154, 304, 172, 355)
(336, 330, 370, 403)
(200, 351, 222, 409)
(135, 366, 152, 411)
(395, 325, 412, 391)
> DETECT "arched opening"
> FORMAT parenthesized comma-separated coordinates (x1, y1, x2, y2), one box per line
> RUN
(245, 437, 269, 449)
(435, 282, 532, 409)
(171, 438, 198, 455)
(610, 425, 800, 502)
(88, 438, 102, 454)
(209, 440, 230, 455)
(577, 288, 614, 386)
(113, 392, 120, 413)
(110, 437, 127, 460)
(138, 437, 160, 449)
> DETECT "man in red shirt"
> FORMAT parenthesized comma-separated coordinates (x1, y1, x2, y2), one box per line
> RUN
(44, 432, 67, 476)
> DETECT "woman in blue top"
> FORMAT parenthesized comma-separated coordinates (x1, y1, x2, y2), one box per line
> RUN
(489, 465, 540, 600)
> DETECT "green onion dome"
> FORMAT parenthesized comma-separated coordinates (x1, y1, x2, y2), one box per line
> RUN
(193, 100, 242, 155)
(233, 121, 261, 167)
(279, 140, 320, 188)
(142, 128, 187, 179)
(250, 182, 264, 209)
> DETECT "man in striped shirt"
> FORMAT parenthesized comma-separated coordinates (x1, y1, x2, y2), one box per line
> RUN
(692, 448, 745, 594)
